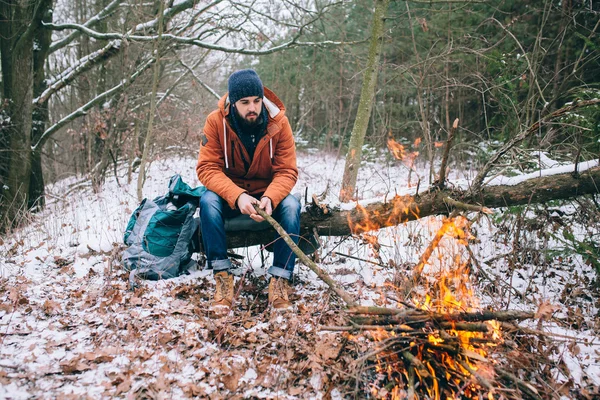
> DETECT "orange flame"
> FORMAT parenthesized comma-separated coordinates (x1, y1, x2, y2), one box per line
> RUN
(352, 213, 502, 399)
(348, 196, 419, 237)
(387, 137, 419, 168)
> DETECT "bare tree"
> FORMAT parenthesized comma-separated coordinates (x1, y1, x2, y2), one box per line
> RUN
(339, 0, 390, 202)
(0, 0, 352, 232)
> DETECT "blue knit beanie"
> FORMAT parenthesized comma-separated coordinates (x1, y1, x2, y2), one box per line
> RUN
(227, 69, 264, 104)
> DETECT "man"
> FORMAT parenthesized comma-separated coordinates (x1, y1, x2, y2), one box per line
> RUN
(196, 69, 301, 312)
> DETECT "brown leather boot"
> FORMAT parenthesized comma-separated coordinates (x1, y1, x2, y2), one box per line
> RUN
(211, 271, 234, 311)
(268, 277, 293, 310)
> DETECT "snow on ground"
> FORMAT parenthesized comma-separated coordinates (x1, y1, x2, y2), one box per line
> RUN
(1, 150, 599, 398)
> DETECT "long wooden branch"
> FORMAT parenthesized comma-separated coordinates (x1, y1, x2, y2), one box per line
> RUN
(48, 0, 121, 53)
(252, 205, 357, 307)
(43, 21, 362, 56)
(347, 306, 534, 323)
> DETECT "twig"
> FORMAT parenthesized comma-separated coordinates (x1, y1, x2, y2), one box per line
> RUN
(435, 118, 459, 188)
(457, 359, 494, 391)
(402, 350, 431, 379)
(347, 306, 408, 315)
(333, 252, 388, 268)
(465, 243, 525, 301)
(407, 366, 416, 400)
(353, 338, 411, 366)
(494, 366, 542, 400)
(320, 324, 417, 332)
(253, 205, 357, 307)
(444, 197, 493, 214)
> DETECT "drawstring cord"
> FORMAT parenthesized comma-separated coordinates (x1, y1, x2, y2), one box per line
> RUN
(223, 118, 229, 169)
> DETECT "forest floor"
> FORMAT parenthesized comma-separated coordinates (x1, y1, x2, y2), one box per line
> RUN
(1, 150, 599, 399)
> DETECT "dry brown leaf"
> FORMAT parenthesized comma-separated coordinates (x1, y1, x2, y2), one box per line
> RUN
(158, 331, 178, 346)
(243, 320, 256, 329)
(246, 333, 258, 343)
(129, 296, 143, 306)
(8, 287, 28, 305)
(289, 386, 304, 396)
(154, 374, 169, 391)
(58, 265, 74, 275)
(114, 377, 131, 395)
(535, 300, 557, 320)
(0, 303, 13, 313)
(43, 299, 61, 315)
(222, 372, 240, 392)
(314, 335, 339, 361)
(53, 256, 72, 267)
(182, 382, 205, 397)
(101, 289, 122, 307)
(60, 357, 90, 373)
(84, 351, 115, 363)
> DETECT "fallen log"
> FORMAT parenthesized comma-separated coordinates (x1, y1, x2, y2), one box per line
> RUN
(218, 164, 600, 249)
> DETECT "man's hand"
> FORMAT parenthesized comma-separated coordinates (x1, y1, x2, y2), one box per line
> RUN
(247, 196, 273, 222)
(237, 193, 260, 216)
(237, 193, 273, 222)
(257, 196, 273, 221)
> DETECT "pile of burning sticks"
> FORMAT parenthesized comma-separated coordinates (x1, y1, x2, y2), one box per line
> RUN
(255, 205, 546, 399)
(325, 306, 543, 400)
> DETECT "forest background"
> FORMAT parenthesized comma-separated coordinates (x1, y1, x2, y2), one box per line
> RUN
(1, 0, 599, 228)
(1, 0, 600, 398)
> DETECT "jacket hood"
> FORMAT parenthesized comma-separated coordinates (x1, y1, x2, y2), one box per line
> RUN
(218, 86, 286, 123)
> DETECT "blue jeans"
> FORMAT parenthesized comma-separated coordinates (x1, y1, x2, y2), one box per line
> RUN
(199, 190, 301, 281)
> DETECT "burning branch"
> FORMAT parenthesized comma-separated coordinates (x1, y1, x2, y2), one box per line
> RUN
(326, 306, 539, 399)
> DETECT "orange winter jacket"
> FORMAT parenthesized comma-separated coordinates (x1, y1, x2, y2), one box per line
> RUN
(196, 87, 298, 210)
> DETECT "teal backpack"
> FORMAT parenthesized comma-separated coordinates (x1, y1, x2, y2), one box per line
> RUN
(123, 175, 206, 286)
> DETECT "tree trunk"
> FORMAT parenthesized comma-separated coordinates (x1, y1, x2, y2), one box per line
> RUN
(339, 0, 390, 202)
(215, 165, 600, 249)
(137, 0, 165, 202)
(0, 0, 51, 231)
(29, 0, 53, 210)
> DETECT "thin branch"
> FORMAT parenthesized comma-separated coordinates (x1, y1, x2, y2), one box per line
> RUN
(444, 197, 493, 214)
(43, 22, 363, 55)
(48, 0, 121, 53)
(35, 40, 121, 106)
(132, 0, 218, 33)
(178, 59, 220, 100)
(487, 17, 547, 106)
(406, 0, 488, 2)
(32, 58, 156, 152)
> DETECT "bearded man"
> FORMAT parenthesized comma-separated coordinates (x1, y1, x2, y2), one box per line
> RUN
(196, 69, 300, 313)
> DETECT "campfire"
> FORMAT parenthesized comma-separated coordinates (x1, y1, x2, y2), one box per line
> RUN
(336, 184, 540, 399)
(254, 139, 550, 399)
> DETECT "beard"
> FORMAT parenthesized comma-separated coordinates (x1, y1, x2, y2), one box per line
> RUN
(238, 109, 263, 127)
